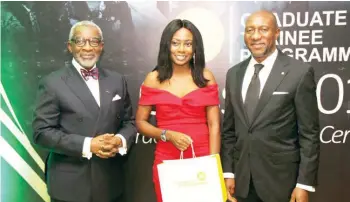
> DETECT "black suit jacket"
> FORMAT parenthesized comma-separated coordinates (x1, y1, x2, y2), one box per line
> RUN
(32, 64, 136, 202)
(221, 50, 320, 202)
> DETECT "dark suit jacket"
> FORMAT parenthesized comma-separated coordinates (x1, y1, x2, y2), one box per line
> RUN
(221, 50, 320, 202)
(32, 64, 137, 202)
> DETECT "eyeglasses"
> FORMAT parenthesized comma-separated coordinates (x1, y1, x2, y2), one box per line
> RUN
(70, 37, 103, 47)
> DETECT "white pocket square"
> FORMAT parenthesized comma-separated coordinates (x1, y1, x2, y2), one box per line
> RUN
(273, 91, 289, 95)
(112, 94, 121, 101)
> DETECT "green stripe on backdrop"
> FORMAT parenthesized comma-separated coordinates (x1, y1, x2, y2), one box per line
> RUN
(0, 136, 49, 202)
(0, 114, 44, 181)
(1, 158, 45, 202)
(0, 102, 45, 171)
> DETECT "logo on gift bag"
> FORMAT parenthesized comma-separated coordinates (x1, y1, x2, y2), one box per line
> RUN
(175, 171, 208, 187)
(197, 171, 206, 181)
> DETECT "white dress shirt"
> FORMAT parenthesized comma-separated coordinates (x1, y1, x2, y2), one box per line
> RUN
(223, 49, 315, 192)
(71, 59, 127, 159)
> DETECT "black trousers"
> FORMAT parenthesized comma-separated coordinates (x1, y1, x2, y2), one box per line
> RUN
(51, 195, 123, 202)
(235, 178, 263, 202)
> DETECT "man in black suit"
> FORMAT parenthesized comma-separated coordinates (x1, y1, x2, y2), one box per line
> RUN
(221, 10, 320, 202)
(32, 21, 136, 202)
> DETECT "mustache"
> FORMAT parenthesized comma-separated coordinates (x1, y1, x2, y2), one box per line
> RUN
(80, 54, 96, 57)
(250, 42, 265, 45)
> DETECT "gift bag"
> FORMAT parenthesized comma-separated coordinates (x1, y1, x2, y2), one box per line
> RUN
(157, 144, 227, 202)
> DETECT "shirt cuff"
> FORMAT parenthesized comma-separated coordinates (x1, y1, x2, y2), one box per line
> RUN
(82, 137, 93, 160)
(115, 134, 127, 156)
(222, 173, 315, 192)
(296, 183, 315, 192)
(223, 172, 235, 179)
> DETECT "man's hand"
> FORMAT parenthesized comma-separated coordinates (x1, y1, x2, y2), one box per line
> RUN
(225, 178, 237, 202)
(91, 134, 122, 158)
(290, 187, 309, 202)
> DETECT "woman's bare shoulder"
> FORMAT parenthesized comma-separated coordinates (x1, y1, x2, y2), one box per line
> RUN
(143, 70, 160, 88)
(203, 67, 217, 85)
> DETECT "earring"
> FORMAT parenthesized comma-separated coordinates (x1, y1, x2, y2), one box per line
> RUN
(193, 54, 196, 64)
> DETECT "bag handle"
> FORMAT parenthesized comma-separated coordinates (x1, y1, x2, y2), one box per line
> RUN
(179, 142, 196, 159)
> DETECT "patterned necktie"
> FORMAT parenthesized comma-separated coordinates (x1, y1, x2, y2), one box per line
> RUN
(245, 63, 264, 122)
(80, 68, 99, 81)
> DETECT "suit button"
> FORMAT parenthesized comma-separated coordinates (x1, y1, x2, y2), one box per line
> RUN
(77, 117, 83, 122)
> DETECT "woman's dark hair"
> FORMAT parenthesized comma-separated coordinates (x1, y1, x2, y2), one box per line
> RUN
(155, 19, 208, 87)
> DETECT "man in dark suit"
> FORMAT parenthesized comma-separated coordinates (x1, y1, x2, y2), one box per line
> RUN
(221, 10, 320, 202)
(32, 21, 136, 202)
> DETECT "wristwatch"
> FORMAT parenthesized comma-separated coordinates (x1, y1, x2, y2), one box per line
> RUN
(160, 130, 167, 142)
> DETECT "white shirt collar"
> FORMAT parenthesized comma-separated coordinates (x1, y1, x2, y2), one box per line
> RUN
(249, 48, 278, 67)
(241, 48, 279, 101)
(72, 58, 96, 76)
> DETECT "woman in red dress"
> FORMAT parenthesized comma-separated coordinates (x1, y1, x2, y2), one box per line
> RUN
(136, 19, 221, 202)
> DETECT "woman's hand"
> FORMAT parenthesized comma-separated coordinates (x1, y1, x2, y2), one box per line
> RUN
(167, 131, 193, 151)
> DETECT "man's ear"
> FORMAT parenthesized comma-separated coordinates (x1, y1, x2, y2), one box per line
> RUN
(67, 41, 73, 53)
(275, 28, 280, 41)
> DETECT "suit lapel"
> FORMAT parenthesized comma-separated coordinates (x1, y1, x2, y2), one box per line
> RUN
(63, 64, 100, 118)
(235, 58, 250, 127)
(251, 51, 290, 126)
(98, 68, 112, 121)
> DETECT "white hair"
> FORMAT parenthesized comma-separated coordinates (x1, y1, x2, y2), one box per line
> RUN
(68, 20, 103, 41)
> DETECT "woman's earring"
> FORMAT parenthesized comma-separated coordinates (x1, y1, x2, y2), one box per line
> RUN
(193, 54, 196, 64)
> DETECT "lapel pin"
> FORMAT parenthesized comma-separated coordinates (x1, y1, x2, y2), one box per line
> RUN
(281, 72, 285, 75)
(106, 90, 110, 94)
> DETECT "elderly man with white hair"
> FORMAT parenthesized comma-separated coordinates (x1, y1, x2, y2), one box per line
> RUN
(32, 20, 137, 202)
